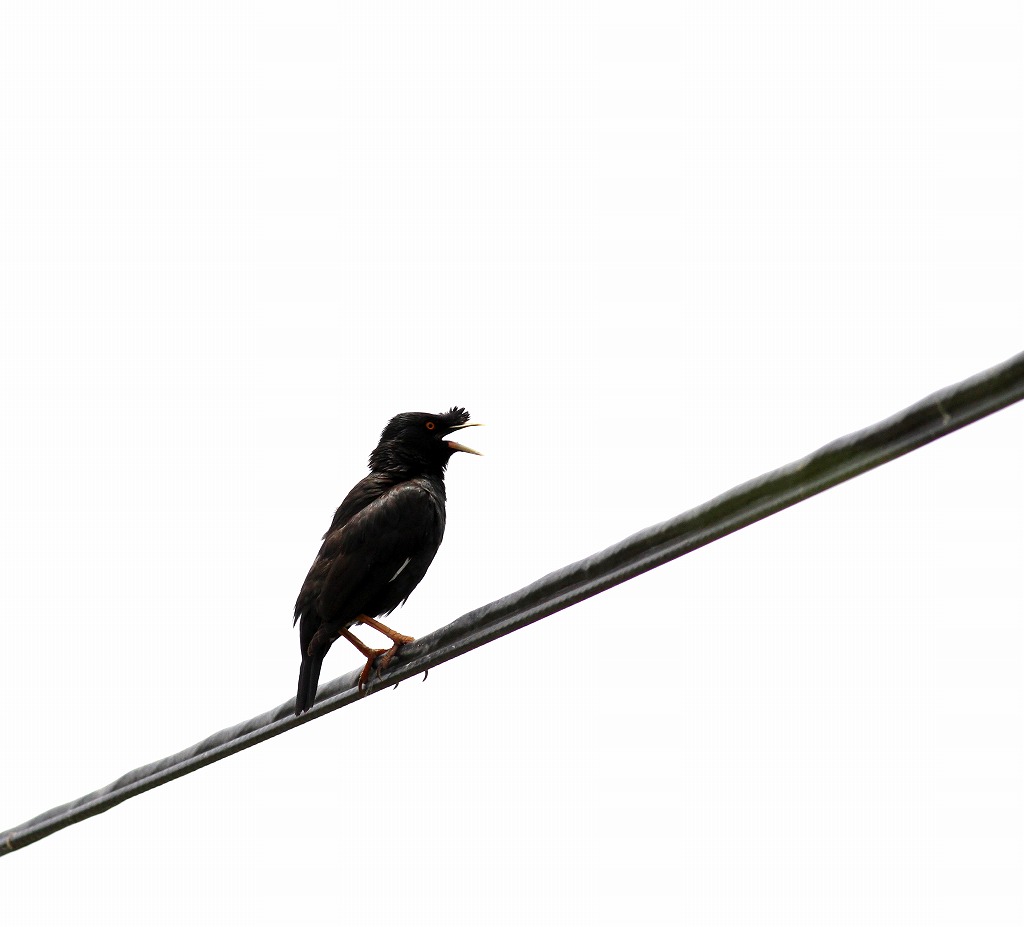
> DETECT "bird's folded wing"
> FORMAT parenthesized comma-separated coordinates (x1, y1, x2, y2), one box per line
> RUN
(315, 481, 442, 616)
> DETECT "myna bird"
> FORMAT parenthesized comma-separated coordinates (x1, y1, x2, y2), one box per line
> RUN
(293, 407, 481, 714)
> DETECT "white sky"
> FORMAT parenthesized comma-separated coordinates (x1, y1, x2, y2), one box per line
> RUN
(2, 3, 1022, 925)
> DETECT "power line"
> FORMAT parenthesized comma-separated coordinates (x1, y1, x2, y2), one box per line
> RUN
(3, 350, 1023, 857)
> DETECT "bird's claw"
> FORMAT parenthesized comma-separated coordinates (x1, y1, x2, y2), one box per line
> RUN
(357, 649, 388, 694)
(358, 640, 413, 695)
(391, 667, 428, 690)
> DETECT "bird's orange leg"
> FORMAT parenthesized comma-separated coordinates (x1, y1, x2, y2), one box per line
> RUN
(339, 628, 388, 693)
(357, 615, 415, 646)
(356, 614, 415, 677)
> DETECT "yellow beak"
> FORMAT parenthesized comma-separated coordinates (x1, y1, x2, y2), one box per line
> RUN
(445, 422, 483, 456)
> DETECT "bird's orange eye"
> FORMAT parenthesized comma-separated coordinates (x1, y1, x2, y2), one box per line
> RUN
(425, 421, 435, 430)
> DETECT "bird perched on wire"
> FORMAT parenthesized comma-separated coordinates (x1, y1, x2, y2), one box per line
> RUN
(293, 407, 482, 715)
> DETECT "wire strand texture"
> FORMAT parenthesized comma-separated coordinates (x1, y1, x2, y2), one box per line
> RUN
(3, 350, 1023, 856)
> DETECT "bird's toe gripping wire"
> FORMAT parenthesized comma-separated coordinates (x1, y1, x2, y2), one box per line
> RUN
(340, 618, 416, 695)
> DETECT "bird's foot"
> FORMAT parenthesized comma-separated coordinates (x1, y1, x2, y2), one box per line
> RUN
(374, 637, 413, 677)
(357, 649, 389, 694)
(357, 636, 415, 694)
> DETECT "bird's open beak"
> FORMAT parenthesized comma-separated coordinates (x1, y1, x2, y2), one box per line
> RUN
(445, 422, 483, 456)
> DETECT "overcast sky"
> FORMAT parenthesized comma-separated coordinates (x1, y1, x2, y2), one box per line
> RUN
(2, 3, 1022, 925)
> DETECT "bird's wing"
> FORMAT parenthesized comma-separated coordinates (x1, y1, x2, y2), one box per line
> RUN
(306, 480, 443, 622)
(294, 472, 391, 626)
(322, 471, 394, 537)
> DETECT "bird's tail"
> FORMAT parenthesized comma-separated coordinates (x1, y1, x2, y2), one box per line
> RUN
(294, 649, 326, 715)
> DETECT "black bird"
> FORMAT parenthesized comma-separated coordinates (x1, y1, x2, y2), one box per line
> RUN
(293, 407, 481, 714)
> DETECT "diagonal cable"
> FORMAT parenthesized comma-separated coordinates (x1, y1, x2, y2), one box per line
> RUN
(3, 350, 1023, 856)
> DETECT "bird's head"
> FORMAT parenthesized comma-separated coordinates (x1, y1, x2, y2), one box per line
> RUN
(369, 407, 483, 476)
